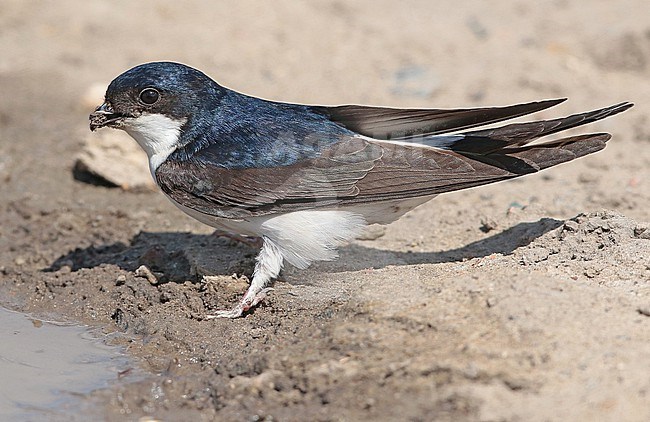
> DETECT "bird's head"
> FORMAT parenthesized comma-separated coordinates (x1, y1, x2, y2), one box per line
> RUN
(89, 61, 221, 131)
(89, 61, 223, 163)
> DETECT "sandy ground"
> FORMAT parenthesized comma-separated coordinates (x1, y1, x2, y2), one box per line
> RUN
(1, 1, 650, 421)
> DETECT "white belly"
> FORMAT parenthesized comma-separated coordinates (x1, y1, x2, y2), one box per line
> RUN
(163, 192, 437, 269)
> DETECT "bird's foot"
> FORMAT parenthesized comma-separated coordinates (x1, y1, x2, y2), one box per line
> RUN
(205, 287, 274, 319)
(211, 230, 263, 249)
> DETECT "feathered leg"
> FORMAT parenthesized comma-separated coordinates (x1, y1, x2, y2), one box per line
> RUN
(206, 237, 283, 319)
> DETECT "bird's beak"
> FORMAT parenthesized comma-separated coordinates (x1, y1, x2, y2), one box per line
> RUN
(89, 102, 125, 131)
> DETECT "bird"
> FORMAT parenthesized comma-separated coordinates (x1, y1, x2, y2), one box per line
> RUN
(89, 61, 632, 318)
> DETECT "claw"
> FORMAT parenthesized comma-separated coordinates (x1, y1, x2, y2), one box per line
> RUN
(205, 306, 244, 319)
(205, 288, 274, 319)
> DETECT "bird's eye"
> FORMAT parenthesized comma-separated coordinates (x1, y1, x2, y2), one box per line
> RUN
(139, 88, 160, 105)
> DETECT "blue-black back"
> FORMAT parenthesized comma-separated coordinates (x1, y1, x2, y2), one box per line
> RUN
(170, 91, 356, 169)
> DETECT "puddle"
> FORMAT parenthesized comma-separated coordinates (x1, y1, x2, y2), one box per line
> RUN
(0, 306, 133, 420)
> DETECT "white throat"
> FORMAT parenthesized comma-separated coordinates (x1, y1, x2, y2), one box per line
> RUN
(123, 113, 186, 176)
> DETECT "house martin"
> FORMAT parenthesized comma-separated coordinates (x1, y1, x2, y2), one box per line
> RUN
(89, 61, 632, 318)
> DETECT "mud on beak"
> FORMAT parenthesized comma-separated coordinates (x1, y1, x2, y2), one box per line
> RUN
(89, 102, 125, 131)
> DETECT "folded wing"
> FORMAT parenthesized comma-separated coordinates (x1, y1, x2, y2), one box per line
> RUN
(311, 98, 567, 139)
(156, 102, 631, 218)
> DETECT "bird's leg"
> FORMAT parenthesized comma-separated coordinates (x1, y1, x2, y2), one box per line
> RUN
(205, 237, 284, 319)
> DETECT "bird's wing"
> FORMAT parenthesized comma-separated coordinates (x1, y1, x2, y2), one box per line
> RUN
(310, 98, 567, 139)
(346, 102, 631, 202)
(351, 133, 610, 204)
(155, 132, 611, 218)
(156, 101, 631, 218)
(155, 137, 384, 218)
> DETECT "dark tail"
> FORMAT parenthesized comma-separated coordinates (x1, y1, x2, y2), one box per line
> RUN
(432, 102, 632, 155)
(469, 133, 611, 175)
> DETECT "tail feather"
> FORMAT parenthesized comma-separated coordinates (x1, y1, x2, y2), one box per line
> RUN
(429, 102, 632, 154)
(472, 133, 611, 175)
(354, 132, 613, 204)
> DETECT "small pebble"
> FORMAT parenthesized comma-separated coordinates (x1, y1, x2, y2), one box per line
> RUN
(634, 225, 650, 239)
(563, 220, 580, 232)
(135, 265, 159, 285)
(480, 217, 498, 233)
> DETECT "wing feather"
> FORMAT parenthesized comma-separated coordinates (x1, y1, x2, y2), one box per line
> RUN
(311, 98, 566, 139)
(155, 99, 630, 218)
(156, 133, 610, 218)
